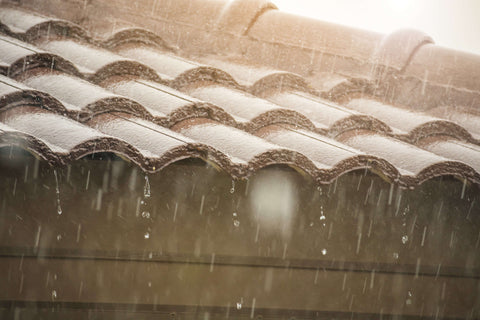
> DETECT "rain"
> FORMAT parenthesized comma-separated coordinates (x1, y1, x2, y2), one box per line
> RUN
(0, 0, 479, 318)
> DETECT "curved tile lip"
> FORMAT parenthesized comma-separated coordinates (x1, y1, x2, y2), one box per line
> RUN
(66, 136, 144, 163)
(404, 120, 478, 145)
(250, 71, 317, 97)
(81, 96, 153, 122)
(320, 77, 375, 101)
(412, 161, 480, 186)
(241, 109, 317, 133)
(102, 28, 177, 53)
(238, 148, 320, 179)
(0, 88, 71, 117)
(162, 102, 238, 128)
(23, 20, 92, 43)
(328, 114, 392, 138)
(170, 66, 242, 91)
(6, 52, 83, 79)
(317, 154, 405, 185)
(87, 60, 165, 84)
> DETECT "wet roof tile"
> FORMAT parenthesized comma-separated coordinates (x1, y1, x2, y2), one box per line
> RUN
(417, 136, 480, 173)
(36, 39, 163, 83)
(0, 3, 479, 187)
(0, 106, 106, 153)
(20, 70, 150, 120)
(101, 77, 237, 127)
(0, 7, 57, 34)
(86, 113, 198, 161)
(255, 125, 366, 170)
(186, 85, 317, 131)
(337, 130, 480, 184)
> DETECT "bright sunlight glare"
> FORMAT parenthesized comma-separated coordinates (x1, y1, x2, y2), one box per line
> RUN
(273, 0, 480, 55)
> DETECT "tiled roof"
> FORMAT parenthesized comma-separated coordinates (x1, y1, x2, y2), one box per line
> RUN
(0, 1, 479, 190)
(1, 2, 480, 318)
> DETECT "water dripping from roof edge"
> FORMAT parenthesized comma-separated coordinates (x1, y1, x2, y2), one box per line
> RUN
(232, 210, 240, 227)
(406, 291, 413, 305)
(144, 175, 151, 198)
(53, 169, 62, 215)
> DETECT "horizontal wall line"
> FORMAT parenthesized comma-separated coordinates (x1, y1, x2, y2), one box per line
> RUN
(0, 246, 478, 279)
(0, 300, 470, 320)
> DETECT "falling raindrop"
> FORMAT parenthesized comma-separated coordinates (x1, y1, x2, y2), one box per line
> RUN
(53, 170, 62, 215)
(209, 253, 215, 272)
(51, 290, 57, 300)
(402, 235, 409, 244)
(199, 194, 205, 215)
(393, 252, 399, 259)
(233, 212, 240, 227)
(406, 291, 413, 305)
(236, 298, 243, 310)
(142, 211, 150, 219)
(230, 180, 235, 194)
(56, 234, 62, 241)
(85, 170, 91, 190)
(250, 298, 256, 318)
(34, 226, 42, 248)
(144, 232, 150, 239)
(144, 175, 151, 198)
(148, 252, 153, 259)
(461, 179, 467, 199)
(321, 248, 327, 255)
(148, 282, 152, 287)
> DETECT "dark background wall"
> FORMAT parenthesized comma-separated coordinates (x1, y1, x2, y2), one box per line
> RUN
(0, 148, 479, 319)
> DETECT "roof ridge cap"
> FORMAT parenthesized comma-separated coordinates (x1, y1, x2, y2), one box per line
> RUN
(215, 0, 277, 36)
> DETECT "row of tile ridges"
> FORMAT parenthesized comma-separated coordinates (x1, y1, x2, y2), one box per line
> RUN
(0, 6, 479, 187)
(1, 6, 478, 143)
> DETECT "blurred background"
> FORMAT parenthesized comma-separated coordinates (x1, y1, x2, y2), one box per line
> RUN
(275, 0, 480, 54)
